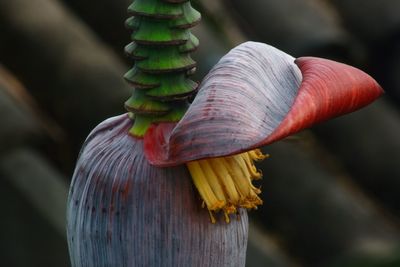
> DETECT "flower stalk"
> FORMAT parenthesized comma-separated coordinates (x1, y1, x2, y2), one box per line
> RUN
(124, 0, 200, 136)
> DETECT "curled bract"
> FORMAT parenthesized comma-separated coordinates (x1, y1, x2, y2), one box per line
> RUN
(144, 42, 383, 167)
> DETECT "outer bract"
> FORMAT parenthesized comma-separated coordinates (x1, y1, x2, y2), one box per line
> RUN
(67, 114, 248, 267)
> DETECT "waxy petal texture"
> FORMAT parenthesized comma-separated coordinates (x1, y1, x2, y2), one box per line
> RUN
(144, 42, 383, 166)
(67, 114, 248, 267)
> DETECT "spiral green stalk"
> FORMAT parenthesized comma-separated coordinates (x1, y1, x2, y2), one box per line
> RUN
(124, 0, 201, 136)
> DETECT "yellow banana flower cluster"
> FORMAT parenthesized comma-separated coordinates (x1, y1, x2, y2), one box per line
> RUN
(187, 149, 267, 223)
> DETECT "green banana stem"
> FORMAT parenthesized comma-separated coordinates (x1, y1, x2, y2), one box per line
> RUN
(124, 0, 201, 136)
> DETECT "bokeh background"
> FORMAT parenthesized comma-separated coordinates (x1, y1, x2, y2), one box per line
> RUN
(1, 0, 400, 266)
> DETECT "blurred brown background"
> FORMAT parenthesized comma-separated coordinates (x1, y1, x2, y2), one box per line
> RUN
(0, 0, 400, 266)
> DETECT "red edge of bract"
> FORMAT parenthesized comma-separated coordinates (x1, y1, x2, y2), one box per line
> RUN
(145, 56, 384, 167)
(256, 56, 384, 147)
(144, 122, 177, 167)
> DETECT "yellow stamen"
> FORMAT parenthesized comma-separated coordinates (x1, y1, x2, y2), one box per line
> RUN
(243, 152, 263, 180)
(199, 161, 226, 203)
(187, 162, 224, 210)
(186, 149, 267, 223)
(249, 149, 269, 161)
(209, 158, 241, 204)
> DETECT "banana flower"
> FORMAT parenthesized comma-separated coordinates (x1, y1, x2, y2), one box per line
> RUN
(66, 0, 383, 266)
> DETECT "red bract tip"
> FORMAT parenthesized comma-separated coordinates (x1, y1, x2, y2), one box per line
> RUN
(259, 56, 384, 146)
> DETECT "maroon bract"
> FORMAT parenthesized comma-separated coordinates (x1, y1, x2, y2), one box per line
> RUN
(144, 42, 383, 167)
